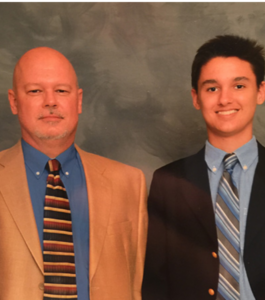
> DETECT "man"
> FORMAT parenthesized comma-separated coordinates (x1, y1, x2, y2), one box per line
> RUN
(142, 35, 265, 300)
(0, 47, 147, 300)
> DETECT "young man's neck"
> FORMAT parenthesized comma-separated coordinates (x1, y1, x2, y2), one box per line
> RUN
(208, 132, 253, 153)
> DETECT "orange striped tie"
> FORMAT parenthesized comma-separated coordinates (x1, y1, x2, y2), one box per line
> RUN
(43, 159, 78, 300)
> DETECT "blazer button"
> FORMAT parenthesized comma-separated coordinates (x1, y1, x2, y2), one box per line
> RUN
(39, 283, 44, 290)
(208, 289, 215, 296)
(212, 252, 218, 258)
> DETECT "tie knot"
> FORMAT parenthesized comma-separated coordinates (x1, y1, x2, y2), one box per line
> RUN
(224, 153, 238, 172)
(46, 159, 61, 173)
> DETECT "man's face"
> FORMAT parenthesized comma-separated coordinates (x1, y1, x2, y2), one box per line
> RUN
(191, 56, 265, 143)
(8, 49, 83, 148)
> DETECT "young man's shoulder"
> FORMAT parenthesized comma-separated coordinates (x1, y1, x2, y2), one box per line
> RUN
(153, 147, 205, 179)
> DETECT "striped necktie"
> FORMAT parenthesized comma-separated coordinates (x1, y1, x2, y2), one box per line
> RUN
(43, 159, 78, 300)
(215, 153, 240, 300)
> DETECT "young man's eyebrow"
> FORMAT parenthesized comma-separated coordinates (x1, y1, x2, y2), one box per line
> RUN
(201, 79, 218, 86)
(234, 76, 250, 81)
(201, 77, 250, 87)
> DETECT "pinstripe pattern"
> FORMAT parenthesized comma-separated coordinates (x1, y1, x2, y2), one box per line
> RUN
(43, 160, 78, 300)
(216, 153, 240, 300)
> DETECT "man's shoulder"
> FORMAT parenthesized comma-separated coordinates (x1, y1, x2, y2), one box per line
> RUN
(75, 145, 144, 178)
(0, 148, 9, 159)
(0, 141, 21, 163)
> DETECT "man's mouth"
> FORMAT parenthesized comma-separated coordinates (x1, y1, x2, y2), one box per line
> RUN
(40, 116, 63, 119)
(217, 109, 238, 115)
(38, 113, 64, 120)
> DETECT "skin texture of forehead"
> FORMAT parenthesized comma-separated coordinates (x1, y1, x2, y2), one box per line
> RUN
(13, 47, 78, 90)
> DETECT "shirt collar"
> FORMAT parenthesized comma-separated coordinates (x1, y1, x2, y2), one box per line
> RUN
(234, 136, 258, 172)
(21, 139, 76, 179)
(205, 136, 258, 174)
(205, 140, 226, 174)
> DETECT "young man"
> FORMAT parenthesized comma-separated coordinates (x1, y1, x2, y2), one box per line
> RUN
(142, 35, 265, 300)
(0, 47, 147, 300)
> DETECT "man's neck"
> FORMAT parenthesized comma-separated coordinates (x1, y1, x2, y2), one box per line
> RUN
(23, 138, 74, 158)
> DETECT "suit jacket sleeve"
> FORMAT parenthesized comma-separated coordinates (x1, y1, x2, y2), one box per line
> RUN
(142, 169, 167, 300)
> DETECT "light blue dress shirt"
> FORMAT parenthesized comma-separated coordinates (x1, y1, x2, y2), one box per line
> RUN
(205, 136, 258, 300)
(22, 139, 90, 300)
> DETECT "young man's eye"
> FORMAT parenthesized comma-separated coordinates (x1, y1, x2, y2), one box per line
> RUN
(207, 87, 217, 92)
(235, 84, 244, 89)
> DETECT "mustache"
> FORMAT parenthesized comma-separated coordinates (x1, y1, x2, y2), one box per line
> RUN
(38, 109, 64, 120)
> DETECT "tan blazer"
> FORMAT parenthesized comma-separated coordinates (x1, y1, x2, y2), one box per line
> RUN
(0, 140, 148, 300)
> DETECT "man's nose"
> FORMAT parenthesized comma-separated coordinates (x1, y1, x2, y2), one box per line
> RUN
(43, 91, 57, 107)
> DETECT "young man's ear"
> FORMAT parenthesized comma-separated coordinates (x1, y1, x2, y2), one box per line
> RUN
(191, 88, 201, 110)
(8, 89, 18, 115)
(257, 81, 265, 105)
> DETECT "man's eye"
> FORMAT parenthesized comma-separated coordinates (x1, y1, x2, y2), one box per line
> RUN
(235, 84, 244, 89)
(29, 90, 41, 94)
(56, 89, 68, 93)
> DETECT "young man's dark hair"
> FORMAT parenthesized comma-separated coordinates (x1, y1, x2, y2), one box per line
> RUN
(191, 35, 265, 91)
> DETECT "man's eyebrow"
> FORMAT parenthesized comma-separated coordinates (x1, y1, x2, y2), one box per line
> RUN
(55, 84, 73, 89)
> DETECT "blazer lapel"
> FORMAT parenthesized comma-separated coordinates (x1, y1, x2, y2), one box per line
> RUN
(182, 147, 218, 245)
(0, 141, 43, 273)
(76, 146, 112, 282)
(244, 142, 265, 249)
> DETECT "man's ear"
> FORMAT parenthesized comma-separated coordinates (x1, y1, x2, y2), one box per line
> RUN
(257, 81, 265, 105)
(191, 88, 201, 110)
(77, 88, 83, 114)
(8, 89, 18, 115)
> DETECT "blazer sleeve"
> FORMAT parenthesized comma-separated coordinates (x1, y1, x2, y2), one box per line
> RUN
(133, 169, 148, 300)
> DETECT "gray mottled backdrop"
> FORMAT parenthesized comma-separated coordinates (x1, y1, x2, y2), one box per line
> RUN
(1, 2, 265, 187)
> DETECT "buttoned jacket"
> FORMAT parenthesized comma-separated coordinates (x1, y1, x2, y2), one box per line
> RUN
(142, 143, 265, 300)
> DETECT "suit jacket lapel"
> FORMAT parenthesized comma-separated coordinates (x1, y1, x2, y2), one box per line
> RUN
(182, 147, 218, 245)
(0, 141, 43, 273)
(76, 146, 112, 282)
(244, 142, 265, 249)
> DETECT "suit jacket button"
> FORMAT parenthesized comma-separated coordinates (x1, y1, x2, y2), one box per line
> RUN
(208, 289, 215, 296)
(212, 252, 218, 258)
(39, 283, 44, 290)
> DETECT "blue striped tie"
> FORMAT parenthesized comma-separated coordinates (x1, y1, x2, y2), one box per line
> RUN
(216, 153, 240, 300)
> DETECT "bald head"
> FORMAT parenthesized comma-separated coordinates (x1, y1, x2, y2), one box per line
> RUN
(13, 47, 79, 91)
(8, 47, 83, 157)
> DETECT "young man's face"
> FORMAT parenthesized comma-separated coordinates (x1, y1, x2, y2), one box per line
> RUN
(191, 56, 265, 144)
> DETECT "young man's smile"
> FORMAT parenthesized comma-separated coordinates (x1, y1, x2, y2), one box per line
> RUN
(191, 56, 265, 146)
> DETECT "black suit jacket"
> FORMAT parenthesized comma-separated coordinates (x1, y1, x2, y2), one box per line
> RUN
(142, 142, 265, 300)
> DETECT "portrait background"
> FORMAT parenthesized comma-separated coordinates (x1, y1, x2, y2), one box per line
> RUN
(1, 2, 265, 187)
